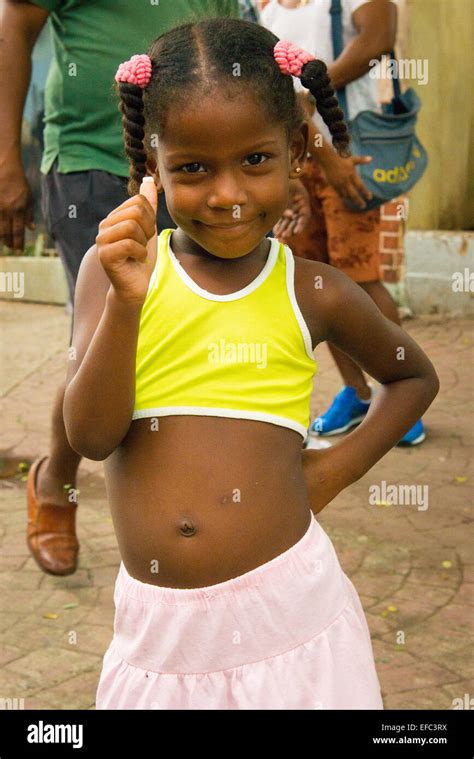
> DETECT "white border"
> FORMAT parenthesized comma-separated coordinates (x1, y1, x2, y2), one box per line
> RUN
(145, 230, 166, 296)
(284, 246, 317, 363)
(132, 406, 307, 438)
(167, 234, 279, 301)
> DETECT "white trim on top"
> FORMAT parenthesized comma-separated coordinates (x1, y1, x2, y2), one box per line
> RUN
(167, 233, 280, 302)
(132, 405, 308, 439)
(284, 246, 317, 363)
(145, 230, 167, 296)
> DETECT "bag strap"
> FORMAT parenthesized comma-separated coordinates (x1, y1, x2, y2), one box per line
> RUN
(329, 0, 401, 120)
(329, 0, 348, 118)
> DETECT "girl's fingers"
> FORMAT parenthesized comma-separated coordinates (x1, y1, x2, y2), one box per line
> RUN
(292, 216, 306, 236)
(100, 205, 155, 243)
(100, 238, 148, 265)
(139, 178, 158, 261)
(106, 195, 144, 217)
(276, 218, 291, 235)
(139, 177, 158, 214)
(98, 218, 148, 249)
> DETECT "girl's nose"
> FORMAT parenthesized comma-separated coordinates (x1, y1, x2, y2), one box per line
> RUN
(207, 173, 248, 210)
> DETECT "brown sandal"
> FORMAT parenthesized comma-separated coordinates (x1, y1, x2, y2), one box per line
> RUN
(27, 456, 79, 576)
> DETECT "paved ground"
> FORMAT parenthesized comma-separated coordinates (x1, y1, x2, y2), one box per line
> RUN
(0, 300, 472, 710)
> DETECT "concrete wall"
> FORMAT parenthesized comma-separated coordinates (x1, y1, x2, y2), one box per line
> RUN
(405, 0, 473, 231)
(404, 231, 474, 316)
(0, 258, 69, 305)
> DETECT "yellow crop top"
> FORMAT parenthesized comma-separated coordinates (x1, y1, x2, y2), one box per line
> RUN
(133, 229, 318, 439)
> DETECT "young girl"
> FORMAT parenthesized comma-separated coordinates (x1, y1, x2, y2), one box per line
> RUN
(64, 18, 439, 710)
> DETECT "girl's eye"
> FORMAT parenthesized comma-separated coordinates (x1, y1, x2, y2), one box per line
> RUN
(244, 153, 269, 166)
(181, 163, 205, 174)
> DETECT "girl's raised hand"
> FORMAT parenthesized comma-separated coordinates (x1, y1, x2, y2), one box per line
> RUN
(96, 177, 158, 306)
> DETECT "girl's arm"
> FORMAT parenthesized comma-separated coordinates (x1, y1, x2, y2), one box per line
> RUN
(63, 250, 143, 461)
(302, 263, 439, 513)
(63, 182, 157, 460)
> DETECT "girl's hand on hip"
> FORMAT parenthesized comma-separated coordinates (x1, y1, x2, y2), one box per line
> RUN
(96, 177, 158, 306)
(302, 445, 358, 514)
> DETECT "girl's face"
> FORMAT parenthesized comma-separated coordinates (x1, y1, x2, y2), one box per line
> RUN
(147, 90, 308, 259)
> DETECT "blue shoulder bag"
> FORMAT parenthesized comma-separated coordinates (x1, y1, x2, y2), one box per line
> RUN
(330, 0, 428, 210)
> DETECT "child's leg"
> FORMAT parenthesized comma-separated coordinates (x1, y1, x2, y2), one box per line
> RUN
(317, 175, 401, 397)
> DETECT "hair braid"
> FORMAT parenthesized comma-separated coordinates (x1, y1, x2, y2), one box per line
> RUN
(116, 81, 148, 195)
(299, 59, 351, 157)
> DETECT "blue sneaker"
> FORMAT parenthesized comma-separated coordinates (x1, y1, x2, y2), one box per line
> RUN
(397, 419, 426, 446)
(310, 385, 372, 436)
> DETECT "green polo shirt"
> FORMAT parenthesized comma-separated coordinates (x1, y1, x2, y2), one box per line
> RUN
(30, 0, 240, 176)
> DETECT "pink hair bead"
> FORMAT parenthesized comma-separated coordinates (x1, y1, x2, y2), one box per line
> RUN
(274, 40, 316, 77)
(115, 54, 152, 89)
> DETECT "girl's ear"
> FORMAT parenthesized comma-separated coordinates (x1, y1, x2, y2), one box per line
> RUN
(145, 156, 164, 193)
(289, 120, 309, 179)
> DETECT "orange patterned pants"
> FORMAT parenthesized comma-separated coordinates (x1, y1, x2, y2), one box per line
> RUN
(284, 157, 382, 283)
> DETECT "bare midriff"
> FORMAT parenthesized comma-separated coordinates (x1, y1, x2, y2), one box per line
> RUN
(104, 415, 313, 588)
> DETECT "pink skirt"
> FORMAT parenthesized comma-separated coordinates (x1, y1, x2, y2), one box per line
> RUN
(96, 512, 383, 710)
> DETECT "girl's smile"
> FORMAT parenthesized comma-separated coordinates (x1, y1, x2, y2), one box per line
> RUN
(195, 215, 263, 236)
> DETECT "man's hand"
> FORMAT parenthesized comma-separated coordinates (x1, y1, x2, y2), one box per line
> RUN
(273, 178, 311, 241)
(0, 2, 48, 253)
(0, 162, 36, 253)
(305, 119, 372, 209)
(321, 154, 373, 209)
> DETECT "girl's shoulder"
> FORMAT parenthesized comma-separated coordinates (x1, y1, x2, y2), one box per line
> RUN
(292, 253, 373, 347)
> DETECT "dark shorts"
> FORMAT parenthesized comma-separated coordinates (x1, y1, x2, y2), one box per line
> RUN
(40, 158, 176, 306)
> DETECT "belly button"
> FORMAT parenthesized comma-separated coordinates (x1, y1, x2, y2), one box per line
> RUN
(179, 520, 196, 537)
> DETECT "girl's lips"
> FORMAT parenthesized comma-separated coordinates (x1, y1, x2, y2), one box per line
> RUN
(199, 219, 256, 230)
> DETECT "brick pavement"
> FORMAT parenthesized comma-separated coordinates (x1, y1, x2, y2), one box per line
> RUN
(0, 301, 472, 710)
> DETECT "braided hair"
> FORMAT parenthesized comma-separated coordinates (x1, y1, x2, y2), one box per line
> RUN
(300, 60, 351, 157)
(114, 18, 351, 196)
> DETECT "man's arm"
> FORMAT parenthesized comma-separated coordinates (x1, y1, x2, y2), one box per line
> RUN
(327, 0, 397, 90)
(0, 1, 49, 251)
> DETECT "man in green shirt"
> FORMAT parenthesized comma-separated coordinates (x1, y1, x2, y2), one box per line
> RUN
(1, 0, 250, 576)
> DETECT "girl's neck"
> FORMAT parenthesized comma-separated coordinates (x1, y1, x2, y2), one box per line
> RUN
(170, 228, 271, 268)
